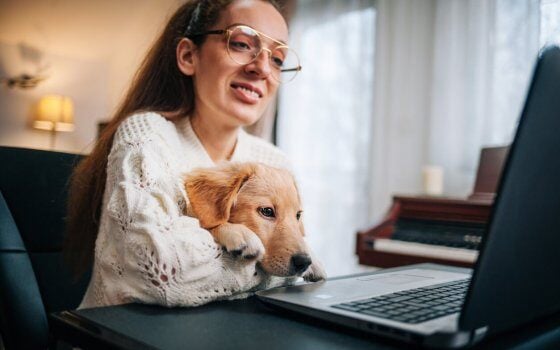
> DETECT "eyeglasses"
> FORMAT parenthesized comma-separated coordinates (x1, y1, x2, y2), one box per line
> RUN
(189, 25, 302, 83)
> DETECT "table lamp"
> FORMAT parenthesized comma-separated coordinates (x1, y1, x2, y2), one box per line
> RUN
(33, 95, 74, 149)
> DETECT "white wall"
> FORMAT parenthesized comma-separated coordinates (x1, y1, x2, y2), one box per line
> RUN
(0, 0, 180, 153)
(0, 42, 109, 153)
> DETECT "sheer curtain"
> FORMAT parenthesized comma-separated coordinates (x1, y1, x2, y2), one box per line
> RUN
(277, 0, 559, 275)
(541, 0, 560, 46)
(277, 0, 376, 276)
(428, 0, 541, 197)
(370, 0, 559, 220)
(368, 0, 439, 221)
(428, 0, 560, 196)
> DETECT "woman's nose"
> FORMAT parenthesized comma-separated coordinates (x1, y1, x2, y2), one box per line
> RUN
(245, 50, 272, 79)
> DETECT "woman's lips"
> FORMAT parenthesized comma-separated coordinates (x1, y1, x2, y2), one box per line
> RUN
(231, 83, 263, 104)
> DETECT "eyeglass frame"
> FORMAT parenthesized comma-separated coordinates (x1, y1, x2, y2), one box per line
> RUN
(186, 24, 302, 82)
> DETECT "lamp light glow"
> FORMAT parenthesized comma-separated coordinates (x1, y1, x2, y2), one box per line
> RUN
(34, 95, 74, 132)
(33, 94, 75, 149)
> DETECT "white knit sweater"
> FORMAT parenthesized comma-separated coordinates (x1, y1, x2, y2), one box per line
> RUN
(79, 112, 294, 309)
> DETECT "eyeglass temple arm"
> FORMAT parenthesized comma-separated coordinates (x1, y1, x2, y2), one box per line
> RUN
(281, 67, 302, 73)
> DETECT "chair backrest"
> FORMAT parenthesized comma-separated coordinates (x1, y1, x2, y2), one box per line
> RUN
(0, 146, 91, 349)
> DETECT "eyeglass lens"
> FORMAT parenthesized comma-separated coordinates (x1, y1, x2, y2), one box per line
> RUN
(227, 26, 300, 82)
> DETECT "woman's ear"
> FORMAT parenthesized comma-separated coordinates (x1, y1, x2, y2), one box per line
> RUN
(184, 163, 257, 229)
(177, 38, 197, 76)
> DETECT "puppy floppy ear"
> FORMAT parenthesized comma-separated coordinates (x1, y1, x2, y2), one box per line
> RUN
(185, 163, 256, 229)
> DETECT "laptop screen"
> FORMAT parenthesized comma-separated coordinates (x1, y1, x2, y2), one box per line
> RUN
(460, 46, 560, 333)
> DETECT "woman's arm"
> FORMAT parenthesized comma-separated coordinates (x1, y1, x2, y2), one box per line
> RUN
(87, 114, 263, 308)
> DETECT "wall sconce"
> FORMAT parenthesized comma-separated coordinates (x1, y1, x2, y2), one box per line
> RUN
(1, 43, 49, 89)
(1, 73, 47, 89)
(33, 95, 74, 149)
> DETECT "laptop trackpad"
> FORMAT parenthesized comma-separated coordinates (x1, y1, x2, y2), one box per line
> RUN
(357, 274, 432, 285)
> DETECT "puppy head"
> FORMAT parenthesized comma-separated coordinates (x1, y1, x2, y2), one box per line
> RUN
(185, 162, 312, 277)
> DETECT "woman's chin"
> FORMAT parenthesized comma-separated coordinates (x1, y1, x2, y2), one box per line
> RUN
(230, 110, 263, 127)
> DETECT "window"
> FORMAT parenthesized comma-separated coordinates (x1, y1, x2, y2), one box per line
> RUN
(277, 1, 376, 276)
(541, 0, 560, 46)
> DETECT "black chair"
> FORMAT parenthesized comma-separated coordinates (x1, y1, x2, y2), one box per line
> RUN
(0, 146, 91, 349)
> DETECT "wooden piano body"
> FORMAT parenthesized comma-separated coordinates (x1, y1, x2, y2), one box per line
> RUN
(356, 146, 508, 268)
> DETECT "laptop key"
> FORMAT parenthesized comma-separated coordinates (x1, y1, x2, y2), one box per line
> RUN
(360, 310, 390, 318)
(332, 304, 363, 312)
(403, 301, 425, 308)
(432, 305, 452, 311)
(389, 295, 413, 302)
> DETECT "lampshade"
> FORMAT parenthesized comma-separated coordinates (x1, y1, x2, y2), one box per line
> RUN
(33, 95, 75, 132)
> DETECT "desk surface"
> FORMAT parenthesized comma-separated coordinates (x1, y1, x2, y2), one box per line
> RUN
(51, 296, 560, 350)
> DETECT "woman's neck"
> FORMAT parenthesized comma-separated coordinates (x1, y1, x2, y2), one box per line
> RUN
(190, 114, 239, 163)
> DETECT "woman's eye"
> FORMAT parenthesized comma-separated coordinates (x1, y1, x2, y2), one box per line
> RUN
(230, 41, 252, 51)
(271, 49, 286, 69)
(258, 207, 275, 218)
(271, 56, 284, 68)
(296, 211, 303, 220)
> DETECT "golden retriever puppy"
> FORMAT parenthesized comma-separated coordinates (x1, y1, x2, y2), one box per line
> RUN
(184, 162, 325, 282)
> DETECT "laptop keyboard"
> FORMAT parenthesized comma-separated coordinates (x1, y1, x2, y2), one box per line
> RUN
(332, 278, 470, 324)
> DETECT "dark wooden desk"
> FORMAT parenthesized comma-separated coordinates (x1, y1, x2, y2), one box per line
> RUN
(50, 294, 560, 350)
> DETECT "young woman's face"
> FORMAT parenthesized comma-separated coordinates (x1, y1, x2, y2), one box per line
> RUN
(191, 0, 288, 129)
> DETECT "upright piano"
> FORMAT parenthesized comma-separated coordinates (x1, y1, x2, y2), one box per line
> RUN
(356, 146, 508, 268)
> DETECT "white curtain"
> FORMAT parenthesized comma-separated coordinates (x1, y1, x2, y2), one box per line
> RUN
(277, 0, 559, 276)
(277, 0, 376, 276)
(428, 0, 541, 197)
(368, 0, 439, 221)
(370, 0, 556, 220)
(541, 0, 560, 46)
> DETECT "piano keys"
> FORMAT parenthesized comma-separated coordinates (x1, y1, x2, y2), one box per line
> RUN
(356, 146, 508, 268)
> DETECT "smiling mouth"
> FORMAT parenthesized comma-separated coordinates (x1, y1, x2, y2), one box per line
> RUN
(231, 83, 263, 99)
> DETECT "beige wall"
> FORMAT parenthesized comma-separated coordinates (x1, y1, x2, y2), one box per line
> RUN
(0, 0, 181, 153)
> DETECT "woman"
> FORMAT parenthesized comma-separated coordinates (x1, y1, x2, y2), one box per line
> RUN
(65, 0, 305, 308)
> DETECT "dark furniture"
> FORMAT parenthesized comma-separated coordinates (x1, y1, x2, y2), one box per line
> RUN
(49, 266, 560, 350)
(0, 146, 90, 349)
(356, 146, 508, 268)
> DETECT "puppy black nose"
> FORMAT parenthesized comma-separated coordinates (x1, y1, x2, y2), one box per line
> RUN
(290, 253, 312, 274)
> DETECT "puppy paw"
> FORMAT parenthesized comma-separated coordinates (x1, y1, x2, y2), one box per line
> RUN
(212, 223, 265, 261)
(302, 260, 327, 282)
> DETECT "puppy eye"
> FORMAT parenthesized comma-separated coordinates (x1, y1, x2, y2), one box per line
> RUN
(258, 207, 275, 218)
(296, 211, 303, 220)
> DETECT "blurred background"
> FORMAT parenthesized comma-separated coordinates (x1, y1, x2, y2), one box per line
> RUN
(1, 0, 559, 276)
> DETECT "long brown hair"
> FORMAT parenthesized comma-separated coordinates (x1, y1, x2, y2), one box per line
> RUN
(65, 0, 283, 277)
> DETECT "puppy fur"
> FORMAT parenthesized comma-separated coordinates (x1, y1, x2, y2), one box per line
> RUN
(184, 162, 325, 282)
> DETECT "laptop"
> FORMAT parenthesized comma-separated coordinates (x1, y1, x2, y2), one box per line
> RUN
(257, 45, 560, 348)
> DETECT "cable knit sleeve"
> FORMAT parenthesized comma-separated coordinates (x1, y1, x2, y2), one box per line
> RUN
(80, 113, 265, 308)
